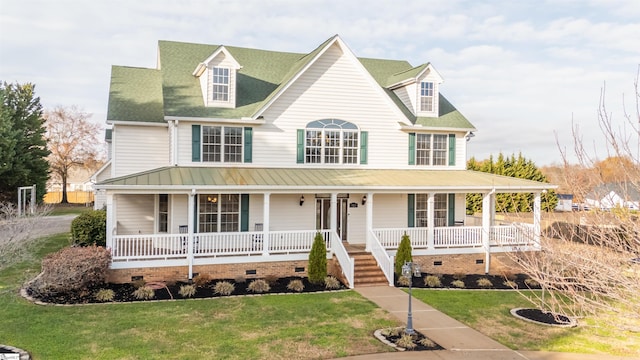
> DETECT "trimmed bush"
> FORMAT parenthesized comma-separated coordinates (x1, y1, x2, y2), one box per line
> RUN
(324, 276, 341, 290)
(248, 279, 270, 293)
(70, 209, 107, 246)
(451, 280, 465, 288)
(179, 284, 197, 298)
(133, 286, 155, 300)
(397, 275, 411, 287)
(394, 233, 412, 276)
(94, 289, 115, 302)
(308, 232, 327, 284)
(476, 277, 493, 288)
(214, 281, 235, 296)
(28, 245, 111, 299)
(264, 274, 279, 285)
(287, 279, 304, 292)
(524, 278, 540, 288)
(424, 275, 442, 288)
(192, 273, 211, 287)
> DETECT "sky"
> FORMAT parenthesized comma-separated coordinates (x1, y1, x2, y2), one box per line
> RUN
(1, 0, 639, 166)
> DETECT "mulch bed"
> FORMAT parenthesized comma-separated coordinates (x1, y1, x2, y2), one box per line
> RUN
(396, 273, 541, 290)
(511, 308, 577, 327)
(26, 277, 345, 305)
(377, 328, 444, 351)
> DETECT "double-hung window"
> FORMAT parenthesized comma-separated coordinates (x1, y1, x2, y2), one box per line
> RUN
(212, 67, 229, 102)
(415, 193, 447, 227)
(420, 81, 434, 112)
(303, 119, 359, 164)
(199, 194, 239, 233)
(416, 133, 448, 166)
(202, 126, 242, 163)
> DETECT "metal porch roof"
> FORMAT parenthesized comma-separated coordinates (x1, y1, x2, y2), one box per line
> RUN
(97, 167, 556, 193)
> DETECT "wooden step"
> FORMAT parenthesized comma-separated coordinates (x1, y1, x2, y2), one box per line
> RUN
(349, 252, 390, 287)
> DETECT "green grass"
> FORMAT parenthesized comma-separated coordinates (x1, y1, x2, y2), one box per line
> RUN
(0, 234, 398, 359)
(48, 204, 92, 216)
(409, 289, 640, 357)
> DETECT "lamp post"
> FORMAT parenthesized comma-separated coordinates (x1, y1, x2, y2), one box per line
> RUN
(401, 261, 421, 335)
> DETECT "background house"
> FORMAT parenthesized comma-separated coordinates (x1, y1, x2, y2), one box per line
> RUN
(585, 182, 640, 210)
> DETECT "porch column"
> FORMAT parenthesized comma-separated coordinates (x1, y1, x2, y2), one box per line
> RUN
(365, 192, 373, 251)
(105, 192, 114, 249)
(330, 193, 338, 236)
(262, 193, 271, 256)
(534, 192, 542, 248)
(481, 190, 495, 274)
(187, 191, 195, 280)
(427, 192, 435, 250)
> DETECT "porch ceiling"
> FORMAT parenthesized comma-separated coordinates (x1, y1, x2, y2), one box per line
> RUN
(97, 167, 556, 193)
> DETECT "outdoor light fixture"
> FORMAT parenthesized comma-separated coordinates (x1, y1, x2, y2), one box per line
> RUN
(402, 261, 421, 335)
(299, 195, 305, 206)
(361, 195, 367, 205)
(465, 131, 475, 142)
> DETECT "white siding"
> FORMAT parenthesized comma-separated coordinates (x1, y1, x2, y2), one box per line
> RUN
(373, 194, 408, 228)
(113, 125, 169, 177)
(171, 194, 189, 233)
(269, 194, 315, 231)
(454, 194, 466, 224)
(416, 70, 440, 117)
(393, 83, 417, 116)
(115, 194, 154, 235)
(205, 55, 236, 108)
(248, 194, 264, 231)
(258, 42, 410, 169)
(454, 135, 466, 170)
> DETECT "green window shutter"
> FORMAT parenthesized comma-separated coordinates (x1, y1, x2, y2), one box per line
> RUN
(448, 193, 455, 226)
(359, 131, 368, 165)
(296, 129, 305, 164)
(448, 134, 456, 166)
(192, 125, 201, 162)
(408, 133, 416, 165)
(243, 127, 253, 163)
(240, 194, 249, 232)
(193, 195, 199, 232)
(407, 194, 415, 228)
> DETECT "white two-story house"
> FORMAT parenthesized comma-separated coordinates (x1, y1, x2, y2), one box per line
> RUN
(94, 35, 554, 287)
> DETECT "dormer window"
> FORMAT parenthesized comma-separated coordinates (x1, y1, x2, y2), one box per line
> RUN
(212, 67, 230, 102)
(419, 82, 434, 112)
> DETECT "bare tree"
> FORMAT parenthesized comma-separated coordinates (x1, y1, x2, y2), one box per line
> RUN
(45, 106, 101, 203)
(0, 202, 51, 273)
(507, 66, 640, 330)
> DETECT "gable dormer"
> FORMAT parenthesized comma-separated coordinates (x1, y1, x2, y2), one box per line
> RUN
(193, 46, 242, 108)
(387, 63, 443, 118)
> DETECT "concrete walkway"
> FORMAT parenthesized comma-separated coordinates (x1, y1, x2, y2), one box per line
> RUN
(340, 286, 630, 360)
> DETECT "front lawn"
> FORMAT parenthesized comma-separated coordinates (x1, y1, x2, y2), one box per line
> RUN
(409, 289, 640, 357)
(0, 234, 397, 359)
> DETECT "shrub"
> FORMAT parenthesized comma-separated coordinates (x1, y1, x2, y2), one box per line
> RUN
(133, 286, 155, 300)
(524, 278, 540, 288)
(503, 271, 518, 281)
(503, 280, 518, 289)
(308, 232, 327, 284)
(451, 280, 465, 288)
(476, 277, 493, 288)
(287, 279, 304, 292)
(419, 337, 436, 347)
(396, 333, 416, 349)
(397, 275, 411, 287)
(94, 288, 115, 302)
(394, 233, 412, 276)
(214, 281, 235, 296)
(192, 273, 211, 287)
(234, 275, 246, 284)
(27, 245, 111, 299)
(324, 276, 341, 290)
(70, 209, 107, 246)
(179, 284, 197, 298)
(248, 279, 270, 293)
(381, 327, 402, 337)
(131, 279, 146, 289)
(264, 274, 279, 285)
(424, 275, 442, 288)
(452, 272, 467, 280)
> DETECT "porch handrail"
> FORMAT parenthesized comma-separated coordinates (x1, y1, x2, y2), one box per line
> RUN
(112, 233, 186, 260)
(329, 231, 355, 289)
(372, 227, 429, 249)
(369, 230, 394, 286)
(490, 223, 537, 246)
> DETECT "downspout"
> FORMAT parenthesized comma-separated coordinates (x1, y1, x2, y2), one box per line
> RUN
(482, 188, 496, 274)
(187, 189, 195, 280)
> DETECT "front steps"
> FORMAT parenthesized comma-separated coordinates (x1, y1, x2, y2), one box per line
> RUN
(351, 252, 390, 287)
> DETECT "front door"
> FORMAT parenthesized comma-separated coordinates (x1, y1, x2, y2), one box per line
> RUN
(316, 196, 349, 241)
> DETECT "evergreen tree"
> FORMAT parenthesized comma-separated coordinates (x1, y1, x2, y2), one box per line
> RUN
(466, 152, 557, 214)
(394, 233, 412, 276)
(308, 232, 327, 284)
(0, 82, 50, 203)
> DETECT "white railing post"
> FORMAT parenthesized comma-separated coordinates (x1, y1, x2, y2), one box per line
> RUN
(330, 231, 354, 288)
(187, 191, 195, 280)
(427, 193, 435, 249)
(365, 192, 373, 252)
(263, 193, 271, 256)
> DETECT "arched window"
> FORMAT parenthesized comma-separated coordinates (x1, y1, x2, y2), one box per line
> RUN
(304, 119, 359, 164)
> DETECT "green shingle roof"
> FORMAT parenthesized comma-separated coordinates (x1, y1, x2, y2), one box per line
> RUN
(98, 167, 555, 192)
(106, 37, 475, 130)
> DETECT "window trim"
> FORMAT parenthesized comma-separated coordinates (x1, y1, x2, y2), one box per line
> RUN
(157, 194, 169, 233)
(201, 125, 243, 163)
(414, 133, 448, 166)
(419, 81, 434, 113)
(414, 193, 448, 227)
(198, 194, 241, 233)
(211, 66, 230, 103)
(303, 119, 360, 165)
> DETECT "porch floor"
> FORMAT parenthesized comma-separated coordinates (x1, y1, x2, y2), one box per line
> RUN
(344, 243, 366, 254)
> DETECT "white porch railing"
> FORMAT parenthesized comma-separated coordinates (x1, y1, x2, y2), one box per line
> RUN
(490, 223, 536, 246)
(329, 231, 355, 289)
(369, 229, 395, 286)
(435, 226, 483, 248)
(373, 228, 428, 249)
(112, 233, 187, 260)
